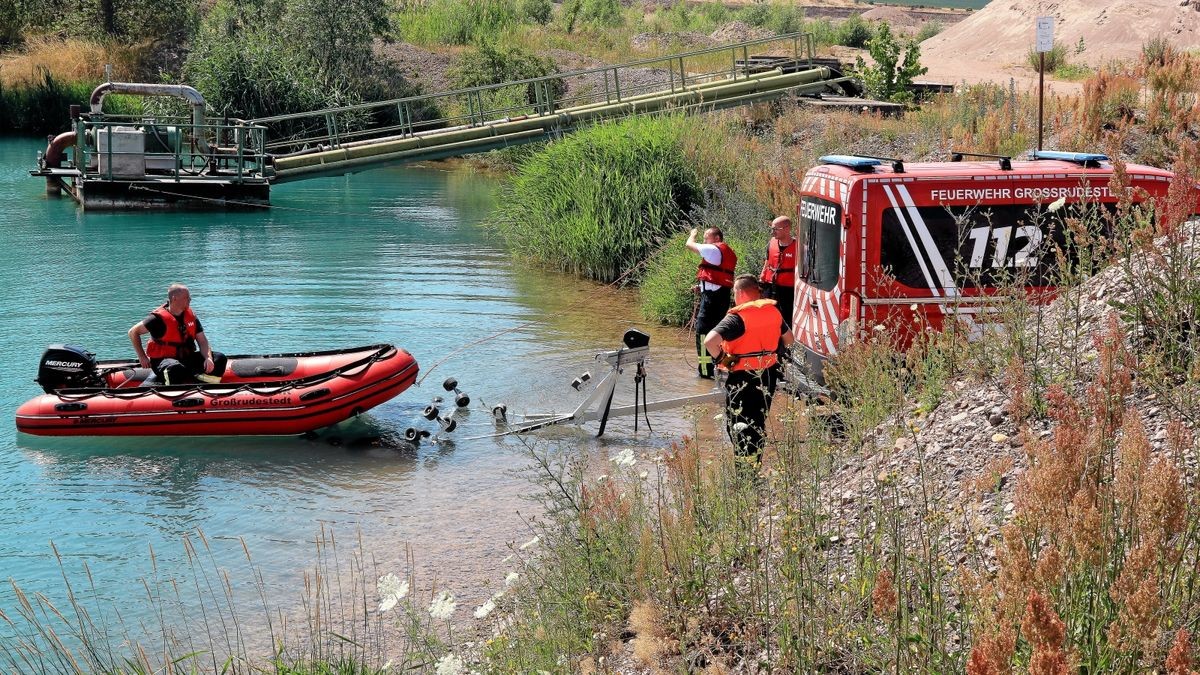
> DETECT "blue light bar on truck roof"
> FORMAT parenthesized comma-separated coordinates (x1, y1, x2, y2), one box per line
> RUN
(819, 155, 882, 170)
(1030, 150, 1110, 165)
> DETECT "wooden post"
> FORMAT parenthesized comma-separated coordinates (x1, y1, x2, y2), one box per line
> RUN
(1037, 52, 1044, 151)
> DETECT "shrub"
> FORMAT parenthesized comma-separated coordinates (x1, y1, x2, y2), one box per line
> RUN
(519, 0, 553, 25)
(915, 20, 943, 42)
(1141, 35, 1177, 69)
(450, 41, 565, 107)
(804, 17, 839, 47)
(492, 115, 703, 284)
(764, 3, 805, 35)
(1072, 66, 1140, 142)
(853, 22, 927, 103)
(1053, 62, 1093, 81)
(836, 14, 875, 49)
(1026, 41, 1068, 74)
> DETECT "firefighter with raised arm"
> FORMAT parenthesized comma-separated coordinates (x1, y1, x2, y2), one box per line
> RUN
(686, 226, 737, 379)
(759, 215, 797, 330)
(704, 275, 794, 465)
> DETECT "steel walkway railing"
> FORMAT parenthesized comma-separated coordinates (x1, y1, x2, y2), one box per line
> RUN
(253, 32, 854, 182)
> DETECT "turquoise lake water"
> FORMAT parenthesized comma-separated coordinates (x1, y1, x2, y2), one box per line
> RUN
(0, 136, 710, 655)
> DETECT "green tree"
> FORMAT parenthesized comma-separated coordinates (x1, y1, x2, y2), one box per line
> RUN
(282, 0, 390, 93)
(853, 22, 927, 104)
(184, 0, 416, 127)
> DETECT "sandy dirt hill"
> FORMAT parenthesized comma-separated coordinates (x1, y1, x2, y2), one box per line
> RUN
(920, 0, 1200, 90)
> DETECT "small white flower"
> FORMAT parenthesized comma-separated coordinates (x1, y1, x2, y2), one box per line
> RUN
(474, 597, 496, 619)
(428, 590, 457, 621)
(611, 448, 636, 468)
(435, 654, 464, 675)
(1048, 196, 1067, 213)
(519, 535, 540, 551)
(910, 303, 919, 312)
(873, 323, 886, 332)
(376, 573, 409, 613)
(505, 571, 520, 587)
(596, 474, 608, 483)
(733, 422, 749, 433)
(639, 471, 648, 480)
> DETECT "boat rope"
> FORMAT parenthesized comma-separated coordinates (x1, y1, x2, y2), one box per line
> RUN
(56, 345, 397, 401)
(128, 184, 377, 217)
(414, 216, 699, 386)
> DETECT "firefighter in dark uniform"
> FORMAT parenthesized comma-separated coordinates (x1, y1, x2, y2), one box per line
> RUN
(128, 283, 227, 384)
(704, 275, 794, 464)
(759, 215, 797, 330)
(686, 226, 737, 379)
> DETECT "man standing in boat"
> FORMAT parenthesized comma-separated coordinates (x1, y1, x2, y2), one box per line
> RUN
(686, 226, 737, 379)
(129, 283, 226, 385)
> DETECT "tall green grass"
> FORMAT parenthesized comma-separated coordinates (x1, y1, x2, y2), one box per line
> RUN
(394, 0, 522, 45)
(492, 114, 704, 284)
(0, 70, 141, 135)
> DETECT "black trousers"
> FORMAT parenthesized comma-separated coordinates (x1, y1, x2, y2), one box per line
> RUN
(696, 287, 731, 378)
(152, 351, 227, 384)
(724, 368, 774, 462)
(763, 283, 795, 330)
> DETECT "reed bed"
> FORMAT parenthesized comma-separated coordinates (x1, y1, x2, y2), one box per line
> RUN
(492, 114, 706, 285)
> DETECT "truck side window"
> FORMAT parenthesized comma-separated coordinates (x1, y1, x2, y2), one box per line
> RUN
(799, 197, 842, 292)
(878, 202, 1114, 289)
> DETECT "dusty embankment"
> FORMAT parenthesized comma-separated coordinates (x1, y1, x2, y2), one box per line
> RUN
(920, 0, 1200, 91)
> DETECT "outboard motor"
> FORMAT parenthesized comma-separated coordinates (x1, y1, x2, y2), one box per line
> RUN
(36, 344, 101, 393)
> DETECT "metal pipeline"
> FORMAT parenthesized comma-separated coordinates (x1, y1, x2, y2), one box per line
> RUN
(42, 131, 76, 168)
(89, 82, 210, 154)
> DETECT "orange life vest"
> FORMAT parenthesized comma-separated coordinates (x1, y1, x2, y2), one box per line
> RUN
(145, 305, 199, 360)
(719, 299, 782, 372)
(760, 238, 796, 287)
(696, 241, 737, 288)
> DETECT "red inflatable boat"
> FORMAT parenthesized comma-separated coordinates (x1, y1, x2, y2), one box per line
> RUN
(15, 344, 418, 436)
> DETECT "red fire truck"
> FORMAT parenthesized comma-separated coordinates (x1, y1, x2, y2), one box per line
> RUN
(791, 150, 1192, 387)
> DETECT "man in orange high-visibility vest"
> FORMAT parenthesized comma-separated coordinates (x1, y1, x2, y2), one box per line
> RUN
(704, 275, 794, 464)
(129, 283, 226, 385)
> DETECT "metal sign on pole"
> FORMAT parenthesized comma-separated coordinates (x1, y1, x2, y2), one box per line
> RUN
(1035, 16, 1054, 151)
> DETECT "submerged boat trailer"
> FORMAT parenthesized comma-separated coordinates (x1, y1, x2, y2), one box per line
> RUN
(407, 330, 725, 444)
(490, 329, 725, 437)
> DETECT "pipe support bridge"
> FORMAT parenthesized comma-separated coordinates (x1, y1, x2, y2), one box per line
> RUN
(32, 33, 854, 208)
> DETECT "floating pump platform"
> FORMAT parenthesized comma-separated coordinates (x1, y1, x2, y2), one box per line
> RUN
(32, 83, 271, 210)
